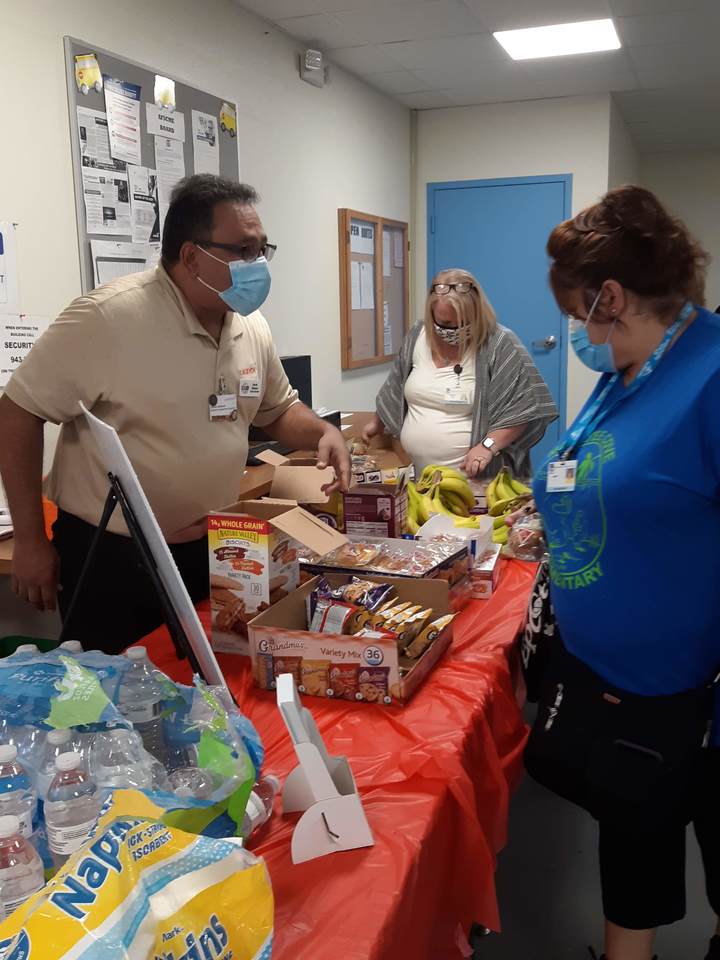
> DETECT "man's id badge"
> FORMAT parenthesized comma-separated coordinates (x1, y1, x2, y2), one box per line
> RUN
(546, 460, 577, 493)
(208, 392, 238, 422)
(238, 367, 261, 398)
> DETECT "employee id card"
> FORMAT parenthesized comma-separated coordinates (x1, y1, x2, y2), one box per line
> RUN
(546, 460, 577, 493)
(208, 392, 238, 421)
(444, 385, 470, 405)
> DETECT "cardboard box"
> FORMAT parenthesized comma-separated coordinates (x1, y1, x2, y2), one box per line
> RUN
(248, 573, 454, 706)
(471, 542, 504, 599)
(208, 500, 347, 655)
(343, 480, 408, 539)
(256, 449, 345, 531)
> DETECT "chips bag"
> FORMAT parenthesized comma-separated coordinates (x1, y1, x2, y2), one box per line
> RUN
(0, 790, 274, 960)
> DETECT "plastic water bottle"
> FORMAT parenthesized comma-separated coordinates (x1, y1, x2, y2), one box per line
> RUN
(35, 730, 82, 800)
(242, 776, 281, 839)
(90, 730, 152, 791)
(13, 644, 39, 655)
(0, 746, 37, 840)
(0, 724, 42, 764)
(0, 815, 44, 919)
(168, 767, 215, 800)
(118, 647, 166, 761)
(44, 753, 100, 867)
(58, 641, 83, 654)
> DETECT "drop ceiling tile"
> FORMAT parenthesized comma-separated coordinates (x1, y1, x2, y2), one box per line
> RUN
(523, 49, 638, 96)
(236, 0, 360, 18)
(629, 41, 720, 86)
(608, 0, 701, 15)
(380, 33, 504, 71)
(395, 90, 456, 108)
(413, 58, 531, 93)
(330, 44, 408, 74)
(332, 0, 486, 46)
(367, 69, 428, 93)
(615, 11, 704, 46)
(463, 0, 613, 33)
(275, 13, 367, 48)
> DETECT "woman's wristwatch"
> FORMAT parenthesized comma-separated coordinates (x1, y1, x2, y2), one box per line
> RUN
(481, 437, 497, 457)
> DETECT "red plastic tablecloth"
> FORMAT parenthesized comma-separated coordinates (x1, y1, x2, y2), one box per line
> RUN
(146, 560, 536, 960)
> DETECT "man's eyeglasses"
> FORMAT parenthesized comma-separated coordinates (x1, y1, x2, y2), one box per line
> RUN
(432, 281, 473, 295)
(195, 240, 277, 262)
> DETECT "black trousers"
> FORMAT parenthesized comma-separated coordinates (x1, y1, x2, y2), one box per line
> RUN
(694, 746, 720, 918)
(53, 510, 209, 655)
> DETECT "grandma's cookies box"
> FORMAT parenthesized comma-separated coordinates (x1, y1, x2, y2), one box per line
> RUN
(208, 500, 347, 655)
(248, 573, 454, 706)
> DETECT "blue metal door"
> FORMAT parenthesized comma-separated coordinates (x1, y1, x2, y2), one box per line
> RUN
(427, 174, 571, 469)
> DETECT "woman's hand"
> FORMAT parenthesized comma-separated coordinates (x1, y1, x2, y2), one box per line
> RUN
(361, 414, 385, 444)
(461, 443, 493, 478)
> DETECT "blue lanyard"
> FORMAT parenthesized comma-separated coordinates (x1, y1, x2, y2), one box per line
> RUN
(560, 301, 694, 459)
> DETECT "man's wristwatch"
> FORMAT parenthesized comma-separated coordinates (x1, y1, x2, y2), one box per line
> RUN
(481, 437, 497, 456)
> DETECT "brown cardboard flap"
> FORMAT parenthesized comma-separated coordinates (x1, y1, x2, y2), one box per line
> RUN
(270, 464, 335, 504)
(254, 448, 290, 467)
(270, 505, 348, 556)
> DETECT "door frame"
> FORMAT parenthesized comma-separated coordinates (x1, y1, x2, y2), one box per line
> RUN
(427, 173, 572, 431)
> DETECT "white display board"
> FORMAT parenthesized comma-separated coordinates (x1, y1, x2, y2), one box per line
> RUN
(80, 403, 226, 691)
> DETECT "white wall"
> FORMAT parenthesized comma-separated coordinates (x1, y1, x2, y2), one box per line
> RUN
(608, 98, 639, 189)
(640, 150, 720, 311)
(414, 94, 612, 423)
(0, 0, 410, 420)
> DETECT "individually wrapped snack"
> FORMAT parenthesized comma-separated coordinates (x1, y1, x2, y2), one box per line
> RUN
(273, 655, 303, 684)
(310, 599, 359, 634)
(300, 659, 330, 697)
(328, 542, 381, 568)
(404, 613, 455, 659)
(357, 666, 391, 703)
(353, 628, 397, 642)
(307, 575, 334, 621)
(329, 663, 360, 700)
(384, 603, 422, 628)
(375, 601, 412, 622)
(330, 577, 395, 611)
(394, 608, 433, 649)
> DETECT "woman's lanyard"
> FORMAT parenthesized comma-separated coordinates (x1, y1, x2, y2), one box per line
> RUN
(547, 301, 693, 492)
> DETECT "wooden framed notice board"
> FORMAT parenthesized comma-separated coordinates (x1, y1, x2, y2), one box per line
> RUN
(338, 209, 409, 370)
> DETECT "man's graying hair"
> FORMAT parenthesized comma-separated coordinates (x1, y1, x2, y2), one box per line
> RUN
(161, 174, 259, 263)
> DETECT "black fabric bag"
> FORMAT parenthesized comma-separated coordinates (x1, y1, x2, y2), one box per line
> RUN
(525, 636, 713, 828)
(521, 559, 556, 703)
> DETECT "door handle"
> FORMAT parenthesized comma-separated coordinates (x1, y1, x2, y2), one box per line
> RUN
(533, 335, 557, 350)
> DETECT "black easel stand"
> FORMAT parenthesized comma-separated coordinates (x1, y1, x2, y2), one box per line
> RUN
(57, 472, 206, 682)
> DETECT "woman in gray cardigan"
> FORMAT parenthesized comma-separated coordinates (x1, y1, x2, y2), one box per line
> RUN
(364, 268, 558, 479)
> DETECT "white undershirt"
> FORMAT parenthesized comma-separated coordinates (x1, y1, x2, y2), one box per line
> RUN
(400, 328, 475, 476)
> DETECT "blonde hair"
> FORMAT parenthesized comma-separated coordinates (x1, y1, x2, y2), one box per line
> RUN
(424, 268, 497, 356)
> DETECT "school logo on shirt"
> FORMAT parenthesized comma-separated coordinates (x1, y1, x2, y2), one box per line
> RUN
(545, 429, 615, 590)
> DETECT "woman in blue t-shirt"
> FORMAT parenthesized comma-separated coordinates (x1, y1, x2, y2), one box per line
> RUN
(525, 185, 720, 960)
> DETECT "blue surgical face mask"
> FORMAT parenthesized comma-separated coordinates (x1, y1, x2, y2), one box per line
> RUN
(196, 246, 271, 315)
(569, 290, 618, 373)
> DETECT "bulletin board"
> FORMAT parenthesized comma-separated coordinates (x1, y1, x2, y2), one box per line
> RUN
(63, 37, 240, 294)
(338, 209, 409, 370)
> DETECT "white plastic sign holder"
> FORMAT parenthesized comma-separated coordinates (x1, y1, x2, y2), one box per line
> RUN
(276, 673, 374, 864)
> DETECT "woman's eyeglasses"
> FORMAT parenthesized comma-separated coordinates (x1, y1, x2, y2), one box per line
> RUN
(432, 282, 473, 295)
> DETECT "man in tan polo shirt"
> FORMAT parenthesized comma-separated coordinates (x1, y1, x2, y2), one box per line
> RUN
(0, 174, 350, 653)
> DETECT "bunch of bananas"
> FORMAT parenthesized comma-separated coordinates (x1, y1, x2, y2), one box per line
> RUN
(405, 465, 478, 534)
(486, 468, 532, 544)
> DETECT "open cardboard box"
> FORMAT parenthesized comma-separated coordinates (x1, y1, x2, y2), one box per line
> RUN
(208, 498, 347, 655)
(254, 448, 345, 531)
(248, 573, 454, 706)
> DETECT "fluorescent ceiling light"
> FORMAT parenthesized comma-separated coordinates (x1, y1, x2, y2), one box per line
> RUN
(494, 18, 621, 60)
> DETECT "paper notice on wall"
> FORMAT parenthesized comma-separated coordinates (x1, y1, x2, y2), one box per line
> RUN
(77, 107, 126, 173)
(0, 222, 20, 315)
(82, 168, 131, 235)
(103, 77, 142, 165)
(154, 136, 186, 235)
(350, 222, 374, 255)
(0, 315, 49, 388)
(360, 261, 375, 310)
(383, 301, 391, 354)
(350, 261, 361, 310)
(146, 103, 185, 142)
(393, 231, 404, 268)
(192, 110, 220, 175)
(90, 239, 158, 289)
(128, 166, 160, 244)
(383, 230, 391, 278)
